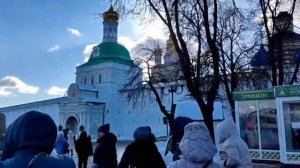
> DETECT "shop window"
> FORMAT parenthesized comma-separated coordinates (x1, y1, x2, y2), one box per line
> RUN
(284, 102, 300, 152)
(238, 101, 259, 149)
(259, 100, 279, 150)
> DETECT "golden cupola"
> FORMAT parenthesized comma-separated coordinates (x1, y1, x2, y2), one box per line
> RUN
(103, 6, 119, 22)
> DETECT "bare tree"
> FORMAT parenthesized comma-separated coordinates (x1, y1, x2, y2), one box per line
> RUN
(113, 0, 221, 141)
(217, 1, 260, 119)
(120, 38, 182, 135)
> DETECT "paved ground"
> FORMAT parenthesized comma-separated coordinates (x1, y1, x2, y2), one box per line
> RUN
(69, 140, 284, 168)
(70, 140, 128, 168)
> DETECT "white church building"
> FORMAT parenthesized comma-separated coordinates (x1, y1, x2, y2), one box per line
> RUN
(0, 7, 224, 140)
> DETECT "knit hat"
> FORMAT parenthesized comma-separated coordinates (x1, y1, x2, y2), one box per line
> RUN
(133, 126, 152, 141)
(98, 123, 110, 134)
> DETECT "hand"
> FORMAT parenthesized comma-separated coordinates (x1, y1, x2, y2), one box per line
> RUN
(219, 151, 228, 160)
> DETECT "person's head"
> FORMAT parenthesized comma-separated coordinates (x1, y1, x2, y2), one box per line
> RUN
(133, 126, 154, 141)
(57, 125, 63, 132)
(179, 122, 216, 162)
(56, 132, 65, 142)
(68, 129, 73, 134)
(217, 118, 238, 143)
(80, 131, 88, 139)
(2, 111, 57, 160)
(98, 123, 110, 138)
(172, 116, 193, 141)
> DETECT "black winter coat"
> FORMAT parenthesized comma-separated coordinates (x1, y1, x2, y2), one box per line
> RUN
(75, 136, 93, 159)
(118, 140, 167, 168)
(93, 133, 117, 168)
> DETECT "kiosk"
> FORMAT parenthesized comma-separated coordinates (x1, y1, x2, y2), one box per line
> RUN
(234, 85, 300, 165)
(275, 85, 300, 164)
(234, 90, 280, 161)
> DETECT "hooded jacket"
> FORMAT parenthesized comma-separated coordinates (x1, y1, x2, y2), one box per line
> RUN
(0, 111, 75, 168)
(118, 126, 166, 168)
(93, 132, 118, 168)
(168, 122, 222, 168)
(217, 118, 253, 168)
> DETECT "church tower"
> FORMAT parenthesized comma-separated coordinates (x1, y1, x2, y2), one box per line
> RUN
(102, 6, 119, 42)
(75, 7, 133, 87)
(164, 35, 179, 64)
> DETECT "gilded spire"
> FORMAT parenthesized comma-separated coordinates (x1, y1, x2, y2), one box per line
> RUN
(103, 6, 119, 22)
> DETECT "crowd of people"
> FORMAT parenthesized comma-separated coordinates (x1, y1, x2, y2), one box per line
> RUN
(0, 110, 253, 168)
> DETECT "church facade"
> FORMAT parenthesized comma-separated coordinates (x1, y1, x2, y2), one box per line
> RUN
(0, 7, 225, 140)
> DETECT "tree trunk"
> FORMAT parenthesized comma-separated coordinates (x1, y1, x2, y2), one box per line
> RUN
(202, 106, 215, 142)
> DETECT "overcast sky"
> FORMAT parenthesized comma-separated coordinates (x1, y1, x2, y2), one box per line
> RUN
(0, 0, 299, 108)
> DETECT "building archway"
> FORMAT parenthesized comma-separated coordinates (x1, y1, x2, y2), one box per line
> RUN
(0, 113, 5, 137)
(65, 116, 78, 135)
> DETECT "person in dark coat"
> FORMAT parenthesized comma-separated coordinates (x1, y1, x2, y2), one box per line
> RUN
(0, 111, 75, 168)
(171, 116, 193, 161)
(93, 123, 117, 168)
(75, 131, 93, 168)
(54, 132, 69, 155)
(118, 126, 167, 168)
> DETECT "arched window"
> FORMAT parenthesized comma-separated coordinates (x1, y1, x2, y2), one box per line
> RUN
(99, 74, 102, 83)
(109, 27, 113, 36)
(84, 76, 87, 84)
(80, 76, 84, 83)
(91, 75, 94, 84)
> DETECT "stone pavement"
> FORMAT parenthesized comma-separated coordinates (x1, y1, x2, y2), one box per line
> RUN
(70, 155, 282, 168)
(70, 140, 128, 167)
(69, 140, 284, 168)
(252, 163, 281, 168)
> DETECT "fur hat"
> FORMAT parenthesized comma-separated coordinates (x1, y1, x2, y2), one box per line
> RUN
(98, 123, 110, 134)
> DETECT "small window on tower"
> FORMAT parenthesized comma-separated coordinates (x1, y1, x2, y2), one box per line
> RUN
(109, 27, 113, 36)
(91, 75, 94, 84)
(84, 76, 87, 84)
(99, 74, 102, 83)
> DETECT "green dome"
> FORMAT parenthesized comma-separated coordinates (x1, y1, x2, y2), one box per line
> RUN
(78, 42, 133, 67)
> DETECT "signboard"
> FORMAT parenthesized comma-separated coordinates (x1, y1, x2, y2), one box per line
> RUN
(233, 90, 274, 101)
(275, 85, 300, 97)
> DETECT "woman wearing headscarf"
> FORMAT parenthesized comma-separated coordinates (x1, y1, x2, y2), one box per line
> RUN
(75, 131, 93, 168)
(0, 111, 75, 168)
(67, 130, 75, 156)
(217, 118, 253, 168)
(168, 122, 222, 168)
(118, 126, 166, 168)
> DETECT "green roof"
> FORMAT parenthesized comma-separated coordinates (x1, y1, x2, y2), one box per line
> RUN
(78, 42, 133, 67)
